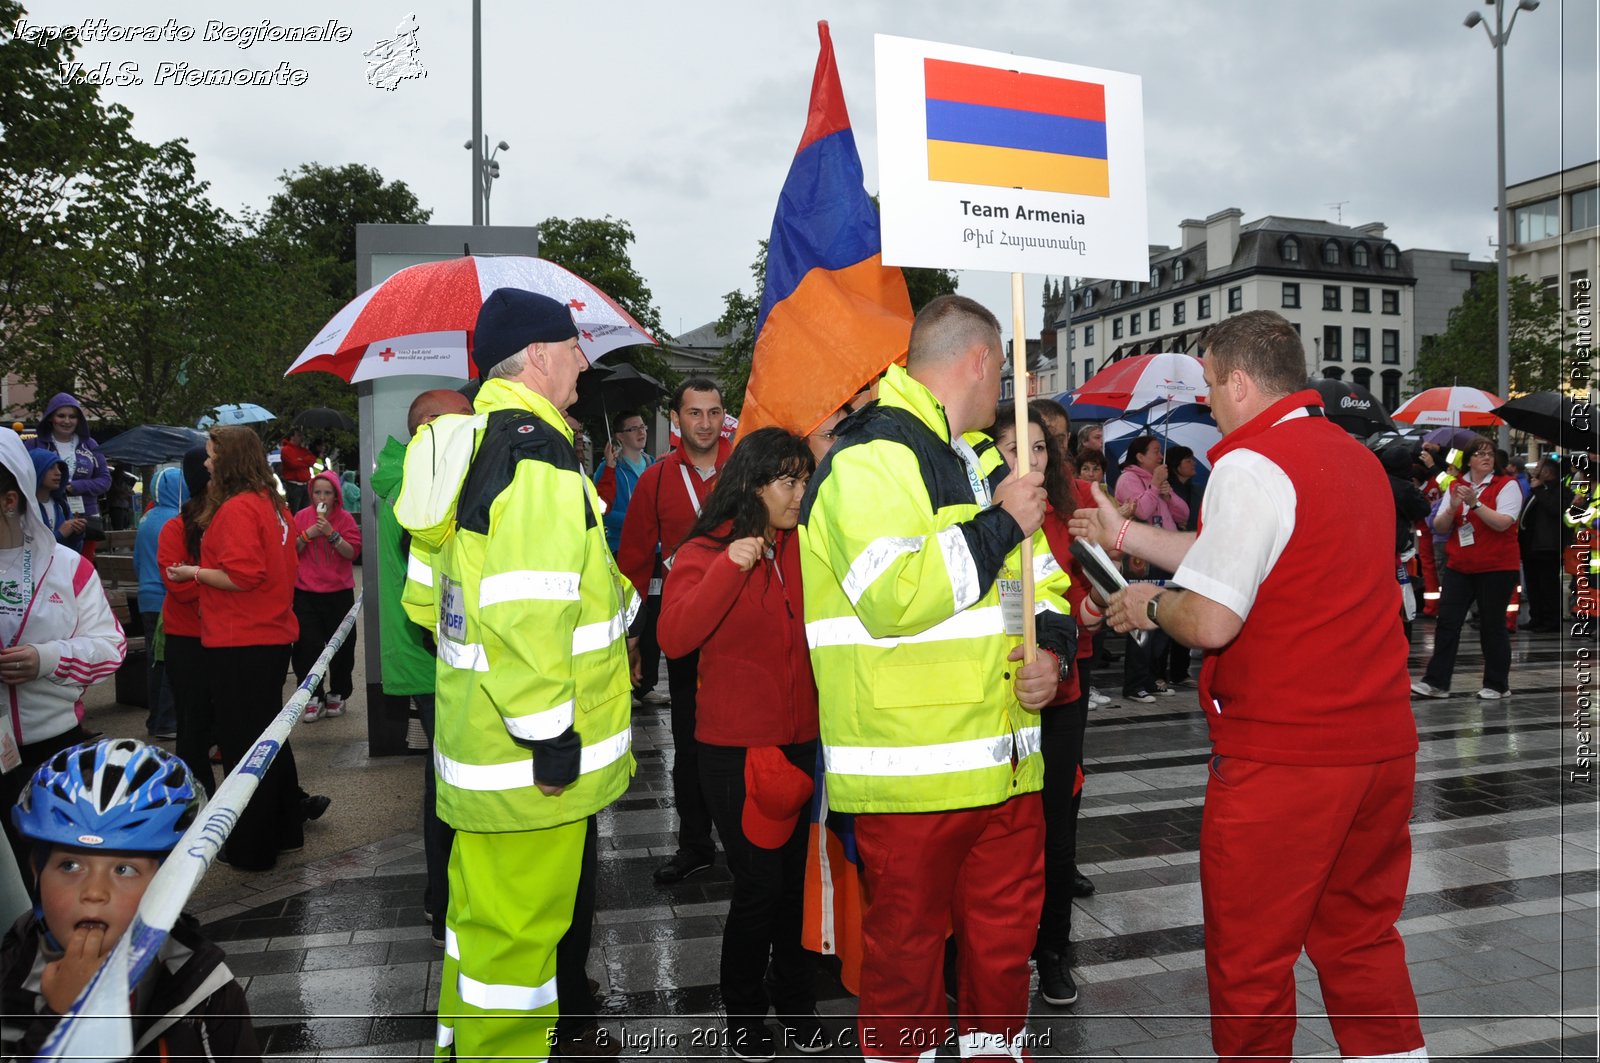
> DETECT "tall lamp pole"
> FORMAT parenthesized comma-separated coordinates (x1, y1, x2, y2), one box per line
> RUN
(1464, 0, 1539, 451)
(471, 0, 483, 224)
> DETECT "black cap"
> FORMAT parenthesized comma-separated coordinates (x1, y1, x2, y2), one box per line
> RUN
(471, 289, 579, 376)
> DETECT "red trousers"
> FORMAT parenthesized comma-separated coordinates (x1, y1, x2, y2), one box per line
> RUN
(854, 794, 1044, 1062)
(1201, 755, 1425, 1062)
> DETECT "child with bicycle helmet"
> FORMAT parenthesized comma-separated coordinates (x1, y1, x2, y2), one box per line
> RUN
(0, 739, 260, 1060)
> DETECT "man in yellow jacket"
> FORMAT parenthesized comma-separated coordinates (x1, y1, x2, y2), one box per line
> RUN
(396, 289, 637, 1061)
(799, 294, 1075, 1061)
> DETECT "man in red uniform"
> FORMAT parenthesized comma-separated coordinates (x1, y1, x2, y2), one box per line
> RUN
(617, 377, 731, 883)
(1073, 310, 1426, 1063)
(278, 427, 317, 513)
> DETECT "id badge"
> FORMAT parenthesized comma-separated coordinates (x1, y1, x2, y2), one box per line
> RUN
(66, 495, 85, 516)
(1457, 521, 1476, 548)
(439, 576, 467, 643)
(999, 578, 1025, 636)
(648, 578, 663, 596)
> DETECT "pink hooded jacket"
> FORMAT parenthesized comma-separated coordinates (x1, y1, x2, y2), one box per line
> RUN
(292, 471, 361, 593)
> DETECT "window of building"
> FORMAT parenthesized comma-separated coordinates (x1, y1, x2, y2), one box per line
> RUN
(1130, 314, 1142, 336)
(1323, 285, 1341, 311)
(1083, 324, 1095, 347)
(1572, 187, 1599, 232)
(1352, 367, 1373, 391)
(1352, 242, 1370, 267)
(1112, 281, 1123, 298)
(1150, 267, 1161, 288)
(1322, 366, 1344, 380)
(1198, 294, 1212, 319)
(1172, 301, 1186, 325)
(1132, 281, 1143, 295)
(1353, 287, 1370, 313)
(1381, 369, 1401, 410)
(1112, 318, 1123, 339)
(1068, 331, 1076, 351)
(1322, 325, 1342, 361)
(1381, 329, 1399, 364)
(1352, 327, 1371, 362)
(1514, 198, 1559, 243)
(1381, 289, 1399, 315)
(1322, 240, 1341, 265)
(1149, 308, 1160, 330)
(1085, 288, 1096, 309)
(1380, 245, 1399, 269)
(1084, 359, 1094, 381)
(1070, 294, 1080, 313)
(1173, 259, 1186, 281)
(1227, 286, 1242, 313)
(1282, 282, 1301, 309)
(1280, 236, 1300, 262)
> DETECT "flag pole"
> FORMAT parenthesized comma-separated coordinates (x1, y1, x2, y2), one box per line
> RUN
(1012, 271, 1036, 664)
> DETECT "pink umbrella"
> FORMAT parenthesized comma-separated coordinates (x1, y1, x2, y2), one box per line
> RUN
(1392, 386, 1504, 427)
(286, 256, 658, 381)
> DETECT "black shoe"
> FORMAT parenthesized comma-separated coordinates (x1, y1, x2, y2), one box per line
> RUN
(1069, 870, 1096, 897)
(778, 1011, 835, 1055)
(1035, 948, 1079, 1006)
(653, 850, 713, 884)
(727, 1022, 777, 1062)
(301, 794, 332, 821)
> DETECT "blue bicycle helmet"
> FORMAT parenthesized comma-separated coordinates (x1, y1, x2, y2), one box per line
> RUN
(11, 739, 202, 853)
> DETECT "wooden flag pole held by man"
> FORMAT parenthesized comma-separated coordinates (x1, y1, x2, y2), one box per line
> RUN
(1012, 270, 1036, 662)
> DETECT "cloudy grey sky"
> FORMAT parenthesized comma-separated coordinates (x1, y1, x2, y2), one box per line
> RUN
(29, 0, 1600, 345)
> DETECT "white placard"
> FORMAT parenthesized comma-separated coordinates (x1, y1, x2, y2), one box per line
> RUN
(875, 34, 1149, 279)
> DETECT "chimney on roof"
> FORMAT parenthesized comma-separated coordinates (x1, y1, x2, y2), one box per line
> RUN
(1354, 222, 1387, 239)
(1179, 218, 1205, 250)
(1204, 208, 1243, 273)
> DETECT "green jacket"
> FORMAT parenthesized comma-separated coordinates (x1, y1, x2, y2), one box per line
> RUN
(797, 363, 1075, 814)
(371, 436, 435, 696)
(396, 377, 637, 833)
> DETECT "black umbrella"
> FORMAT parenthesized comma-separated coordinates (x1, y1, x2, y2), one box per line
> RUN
(99, 425, 208, 465)
(1364, 424, 1430, 456)
(292, 407, 357, 432)
(570, 363, 665, 424)
(1491, 391, 1598, 448)
(1311, 378, 1395, 437)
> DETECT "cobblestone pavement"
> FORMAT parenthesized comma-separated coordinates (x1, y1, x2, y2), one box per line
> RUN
(181, 621, 1597, 1060)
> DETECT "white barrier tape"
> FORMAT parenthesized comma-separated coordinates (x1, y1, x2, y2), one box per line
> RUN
(35, 596, 364, 1063)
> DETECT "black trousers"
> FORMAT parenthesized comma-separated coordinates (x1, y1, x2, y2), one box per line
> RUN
(291, 587, 357, 700)
(415, 693, 455, 939)
(1523, 551, 1562, 628)
(1, 724, 91, 877)
(634, 593, 663, 696)
(164, 634, 216, 798)
(554, 815, 601, 1038)
(1123, 627, 1170, 696)
(667, 651, 714, 859)
(1037, 683, 1089, 954)
(1424, 567, 1519, 694)
(207, 643, 302, 870)
(698, 741, 816, 1024)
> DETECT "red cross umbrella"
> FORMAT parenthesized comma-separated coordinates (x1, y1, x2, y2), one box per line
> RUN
(286, 255, 659, 381)
(1391, 385, 1503, 427)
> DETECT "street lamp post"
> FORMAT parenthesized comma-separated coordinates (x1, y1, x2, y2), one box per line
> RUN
(461, 138, 510, 224)
(1464, 0, 1539, 451)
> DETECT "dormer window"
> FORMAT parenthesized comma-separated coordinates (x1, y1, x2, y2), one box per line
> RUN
(1280, 236, 1301, 263)
(1150, 267, 1161, 287)
(1380, 245, 1399, 269)
(1351, 242, 1370, 267)
(1085, 288, 1096, 308)
(1112, 281, 1123, 298)
(1173, 259, 1186, 281)
(1322, 240, 1341, 265)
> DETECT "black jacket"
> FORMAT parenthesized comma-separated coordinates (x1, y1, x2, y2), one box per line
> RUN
(1, 912, 260, 1061)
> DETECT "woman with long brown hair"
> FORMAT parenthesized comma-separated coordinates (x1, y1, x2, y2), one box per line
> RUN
(164, 427, 319, 870)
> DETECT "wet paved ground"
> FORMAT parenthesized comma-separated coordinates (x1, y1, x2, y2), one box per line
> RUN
(188, 620, 1599, 1060)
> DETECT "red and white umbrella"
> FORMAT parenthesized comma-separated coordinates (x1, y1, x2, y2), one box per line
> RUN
(287, 256, 658, 382)
(1070, 352, 1209, 412)
(1391, 386, 1504, 427)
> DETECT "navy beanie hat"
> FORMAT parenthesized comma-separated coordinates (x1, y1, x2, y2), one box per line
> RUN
(471, 289, 580, 377)
(181, 445, 210, 500)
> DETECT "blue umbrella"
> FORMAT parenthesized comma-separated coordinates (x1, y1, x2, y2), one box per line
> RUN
(1102, 399, 1222, 472)
(1050, 391, 1122, 424)
(197, 403, 276, 428)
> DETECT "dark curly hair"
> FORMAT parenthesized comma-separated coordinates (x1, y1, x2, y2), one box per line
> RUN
(991, 403, 1073, 514)
(679, 427, 814, 550)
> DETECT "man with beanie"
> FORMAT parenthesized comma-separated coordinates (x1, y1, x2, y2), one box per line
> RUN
(1074, 311, 1424, 1063)
(396, 289, 637, 1061)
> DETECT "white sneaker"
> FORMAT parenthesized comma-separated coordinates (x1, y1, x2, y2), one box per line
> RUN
(1410, 680, 1448, 699)
(302, 699, 323, 722)
(323, 696, 345, 718)
(1477, 687, 1511, 700)
(642, 690, 670, 705)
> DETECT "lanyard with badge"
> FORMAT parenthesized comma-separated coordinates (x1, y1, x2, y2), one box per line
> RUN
(2, 544, 50, 772)
(952, 437, 1028, 634)
(1457, 475, 1489, 548)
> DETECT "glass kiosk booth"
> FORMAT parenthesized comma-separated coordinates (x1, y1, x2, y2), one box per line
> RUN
(354, 223, 540, 755)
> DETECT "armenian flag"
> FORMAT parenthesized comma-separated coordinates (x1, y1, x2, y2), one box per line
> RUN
(924, 58, 1110, 197)
(738, 22, 914, 439)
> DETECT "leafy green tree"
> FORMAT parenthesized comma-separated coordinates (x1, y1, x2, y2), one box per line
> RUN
(1414, 273, 1568, 395)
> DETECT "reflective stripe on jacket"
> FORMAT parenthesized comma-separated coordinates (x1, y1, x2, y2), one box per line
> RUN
(797, 363, 1074, 814)
(396, 377, 638, 833)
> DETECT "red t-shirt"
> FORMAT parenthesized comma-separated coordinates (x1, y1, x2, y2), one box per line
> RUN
(198, 490, 299, 647)
(157, 518, 202, 638)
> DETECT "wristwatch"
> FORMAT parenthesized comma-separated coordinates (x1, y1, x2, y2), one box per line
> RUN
(1146, 592, 1165, 627)
(1054, 649, 1071, 682)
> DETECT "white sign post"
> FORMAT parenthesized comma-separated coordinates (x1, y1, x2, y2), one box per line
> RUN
(876, 34, 1150, 659)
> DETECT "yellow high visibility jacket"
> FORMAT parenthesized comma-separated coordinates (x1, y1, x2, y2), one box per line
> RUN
(798, 363, 1075, 814)
(396, 377, 637, 833)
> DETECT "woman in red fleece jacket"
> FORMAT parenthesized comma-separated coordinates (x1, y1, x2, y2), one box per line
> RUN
(657, 427, 826, 1057)
(165, 427, 319, 871)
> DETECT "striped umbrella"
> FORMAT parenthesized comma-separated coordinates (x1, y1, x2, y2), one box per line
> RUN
(1069, 352, 1209, 413)
(1102, 400, 1222, 470)
(1392, 386, 1504, 427)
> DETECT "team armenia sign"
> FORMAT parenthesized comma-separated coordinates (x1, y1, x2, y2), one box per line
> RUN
(875, 35, 1149, 279)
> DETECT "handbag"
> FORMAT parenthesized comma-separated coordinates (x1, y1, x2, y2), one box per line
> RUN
(81, 514, 106, 542)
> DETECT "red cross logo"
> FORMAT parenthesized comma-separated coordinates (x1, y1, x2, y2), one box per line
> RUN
(568, 299, 586, 311)
(581, 329, 594, 342)
(378, 346, 397, 362)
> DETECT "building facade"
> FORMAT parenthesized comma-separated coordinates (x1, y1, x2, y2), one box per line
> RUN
(1505, 161, 1600, 311)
